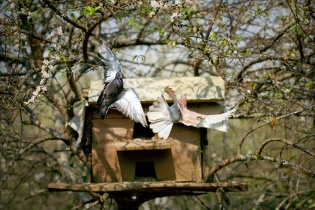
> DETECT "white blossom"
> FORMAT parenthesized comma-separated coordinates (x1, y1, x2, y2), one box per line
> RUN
(175, 0, 182, 4)
(46, 33, 52, 40)
(41, 70, 50, 78)
(20, 8, 26, 15)
(33, 87, 40, 96)
(25, 97, 35, 105)
(10, 3, 15, 9)
(57, 26, 63, 36)
(53, 54, 61, 61)
(150, 0, 160, 8)
(21, 34, 27, 40)
(43, 59, 50, 66)
(170, 12, 178, 22)
(149, 11, 155, 17)
(27, 12, 32, 20)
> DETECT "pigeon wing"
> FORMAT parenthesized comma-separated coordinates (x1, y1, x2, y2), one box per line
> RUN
(164, 86, 238, 132)
(180, 106, 238, 132)
(113, 88, 148, 128)
(97, 38, 121, 85)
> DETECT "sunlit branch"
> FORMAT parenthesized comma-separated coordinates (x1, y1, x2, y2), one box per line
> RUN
(205, 154, 315, 182)
(256, 137, 315, 157)
(237, 107, 314, 155)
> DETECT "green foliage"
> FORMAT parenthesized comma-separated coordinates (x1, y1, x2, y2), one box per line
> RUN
(306, 81, 313, 89)
(82, 6, 101, 17)
(153, 26, 165, 36)
(127, 17, 137, 27)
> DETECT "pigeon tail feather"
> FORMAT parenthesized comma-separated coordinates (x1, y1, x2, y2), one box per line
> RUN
(147, 95, 175, 140)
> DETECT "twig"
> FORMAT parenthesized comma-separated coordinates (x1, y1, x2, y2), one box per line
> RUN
(256, 138, 315, 157)
(195, 196, 211, 210)
(205, 154, 315, 182)
(237, 108, 310, 155)
(41, 0, 87, 32)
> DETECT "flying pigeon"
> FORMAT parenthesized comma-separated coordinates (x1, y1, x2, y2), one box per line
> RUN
(96, 38, 147, 127)
(147, 86, 238, 140)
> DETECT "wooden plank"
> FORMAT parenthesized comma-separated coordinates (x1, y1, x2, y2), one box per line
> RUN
(88, 76, 225, 104)
(115, 140, 171, 151)
(92, 119, 135, 182)
(92, 119, 134, 141)
(168, 124, 202, 182)
(48, 182, 248, 192)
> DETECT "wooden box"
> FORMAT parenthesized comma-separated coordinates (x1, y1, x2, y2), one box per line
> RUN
(85, 76, 226, 183)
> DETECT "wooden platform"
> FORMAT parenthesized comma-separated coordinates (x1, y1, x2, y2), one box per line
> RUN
(48, 182, 247, 193)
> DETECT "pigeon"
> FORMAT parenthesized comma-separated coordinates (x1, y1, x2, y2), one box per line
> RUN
(96, 37, 147, 127)
(147, 86, 238, 140)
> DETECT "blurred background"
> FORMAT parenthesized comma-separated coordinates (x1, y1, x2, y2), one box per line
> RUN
(1, 0, 314, 209)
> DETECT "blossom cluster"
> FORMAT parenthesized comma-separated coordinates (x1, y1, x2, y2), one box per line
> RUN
(148, 0, 195, 22)
(24, 59, 52, 105)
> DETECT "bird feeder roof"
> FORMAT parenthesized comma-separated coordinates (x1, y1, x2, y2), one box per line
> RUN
(88, 76, 225, 104)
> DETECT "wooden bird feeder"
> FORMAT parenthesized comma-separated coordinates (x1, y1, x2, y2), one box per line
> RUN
(48, 76, 247, 209)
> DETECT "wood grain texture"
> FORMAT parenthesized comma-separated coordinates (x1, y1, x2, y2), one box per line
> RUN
(48, 182, 248, 192)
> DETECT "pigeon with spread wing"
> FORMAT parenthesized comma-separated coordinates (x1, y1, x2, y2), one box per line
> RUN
(96, 38, 147, 127)
(147, 86, 237, 140)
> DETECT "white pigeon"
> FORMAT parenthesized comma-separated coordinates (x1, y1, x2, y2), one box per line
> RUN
(147, 86, 237, 140)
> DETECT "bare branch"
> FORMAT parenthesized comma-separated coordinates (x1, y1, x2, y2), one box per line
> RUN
(237, 107, 313, 155)
(205, 154, 315, 182)
(41, 0, 87, 32)
(256, 137, 315, 157)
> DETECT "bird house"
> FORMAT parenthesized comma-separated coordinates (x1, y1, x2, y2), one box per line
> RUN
(85, 76, 226, 183)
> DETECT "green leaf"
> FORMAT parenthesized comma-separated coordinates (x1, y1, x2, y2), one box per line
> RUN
(65, 104, 71, 110)
(83, 6, 101, 17)
(306, 81, 313, 88)
(70, 13, 76, 20)
(127, 18, 137, 26)
(210, 32, 218, 40)
(159, 28, 165, 36)
(185, 36, 190, 45)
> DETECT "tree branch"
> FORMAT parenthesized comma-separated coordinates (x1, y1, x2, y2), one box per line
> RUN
(237, 108, 312, 155)
(205, 154, 315, 182)
(41, 0, 87, 32)
(256, 137, 315, 157)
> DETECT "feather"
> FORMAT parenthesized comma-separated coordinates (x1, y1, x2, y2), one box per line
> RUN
(147, 95, 177, 140)
(113, 88, 148, 127)
(97, 39, 121, 85)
